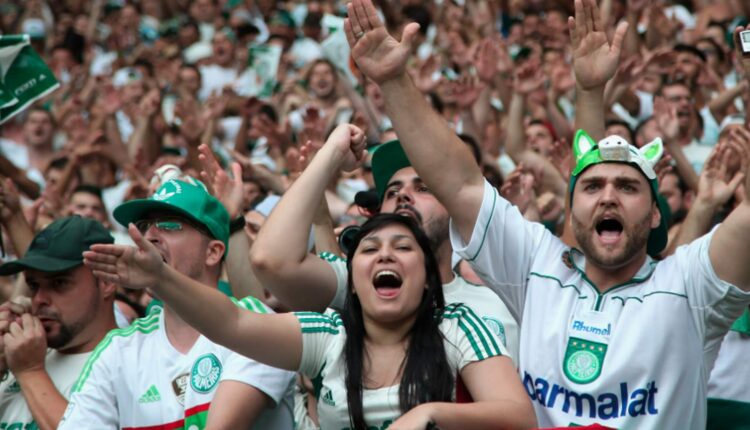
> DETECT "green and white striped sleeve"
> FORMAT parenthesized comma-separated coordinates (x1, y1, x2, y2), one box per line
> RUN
(441, 303, 505, 370)
(233, 295, 272, 314)
(318, 252, 349, 309)
(294, 310, 344, 377)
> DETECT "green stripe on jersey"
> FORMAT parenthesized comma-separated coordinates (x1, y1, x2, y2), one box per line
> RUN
(443, 304, 502, 359)
(232, 295, 269, 313)
(72, 313, 160, 393)
(318, 251, 344, 262)
(295, 312, 343, 335)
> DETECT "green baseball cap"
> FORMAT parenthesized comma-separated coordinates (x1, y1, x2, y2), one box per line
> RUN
(0, 216, 114, 276)
(371, 140, 412, 201)
(568, 130, 670, 257)
(114, 178, 230, 247)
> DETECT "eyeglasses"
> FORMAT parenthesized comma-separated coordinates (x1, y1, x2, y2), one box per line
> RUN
(134, 217, 209, 236)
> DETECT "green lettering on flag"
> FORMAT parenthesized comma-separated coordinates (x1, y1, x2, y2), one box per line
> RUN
(0, 35, 59, 124)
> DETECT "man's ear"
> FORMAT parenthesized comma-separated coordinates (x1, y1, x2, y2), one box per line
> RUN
(651, 202, 662, 230)
(205, 240, 226, 268)
(97, 278, 118, 300)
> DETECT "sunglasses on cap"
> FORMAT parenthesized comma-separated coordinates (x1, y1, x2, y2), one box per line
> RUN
(134, 216, 209, 236)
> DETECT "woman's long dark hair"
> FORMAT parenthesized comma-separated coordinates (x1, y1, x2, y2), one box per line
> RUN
(341, 214, 453, 430)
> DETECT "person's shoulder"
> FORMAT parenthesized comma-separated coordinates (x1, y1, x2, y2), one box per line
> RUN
(295, 309, 345, 335)
(98, 311, 162, 349)
(439, 303, 504, 358)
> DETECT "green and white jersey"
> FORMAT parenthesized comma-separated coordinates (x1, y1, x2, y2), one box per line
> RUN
(450, 180, 750, 429)
(59, 296, 295, 430)
(294, 304, 504, 430)
(706, 309, 750, 429)
(320, 252, 519, 364)
(0, 349, 90, 430)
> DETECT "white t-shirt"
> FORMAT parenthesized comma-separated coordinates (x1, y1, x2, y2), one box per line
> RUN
(59, 296, 295, 430)
(0, 349, 90, 429)
(449, 180, 750, 429)
(295, 304, 505, 429)
(706, 309, 750, 429)
(320, 252, 519, 364)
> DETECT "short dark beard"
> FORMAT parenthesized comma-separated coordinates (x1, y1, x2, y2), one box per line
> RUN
(423, 215, 450, 254)
(572, 210, 652, 269)
(46, 322, 75, 349)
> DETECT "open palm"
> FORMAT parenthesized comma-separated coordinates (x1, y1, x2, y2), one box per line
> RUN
(569, 0, 628, 90)
(83, 224, 165, 291)
(345, 0, 419, 85)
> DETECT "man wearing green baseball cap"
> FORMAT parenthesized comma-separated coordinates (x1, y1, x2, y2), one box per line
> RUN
(60, 178, 295, 430)
(342, 0, 750, 427)
(0, 216, 117, 430)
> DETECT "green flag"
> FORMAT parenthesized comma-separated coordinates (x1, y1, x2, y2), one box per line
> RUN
(0, 35, 59, 124)
(247, 44, 282, 100)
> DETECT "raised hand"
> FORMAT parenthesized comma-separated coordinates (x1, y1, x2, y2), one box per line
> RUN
(513, 61, 545, 95)
(198, 144, 245, 219)
(734, 25, 750, 79)
(325, 123, 367, 172)
(500, 164, 537, 214)
(568, 0, 629, 90)
(653, 97, 680, 142)
(452, 74, 485, 109)
(83, 224, 166, 291)
(344, 0, 421, 85)
(697, 143, 745, 209)
(412, 54, 441, 93)
(474, 38, 500, 83)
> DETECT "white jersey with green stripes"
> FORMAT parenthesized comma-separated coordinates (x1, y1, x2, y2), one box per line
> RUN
(295, 303, 504, 430)
(319, 252, 519, 364)
(0, 349, 90, 430)
(58, 296, 295, 430)
(450, 180, 750, 429)
(706, 309, 750, 429)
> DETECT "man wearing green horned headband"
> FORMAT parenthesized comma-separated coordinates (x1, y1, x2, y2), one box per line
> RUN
(342, 0, 750, 428)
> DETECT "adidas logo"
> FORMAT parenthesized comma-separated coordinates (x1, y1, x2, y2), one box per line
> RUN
(138, 385, 161, 403)
(4, 381, 20, 393)
(322, 389, 335, 406)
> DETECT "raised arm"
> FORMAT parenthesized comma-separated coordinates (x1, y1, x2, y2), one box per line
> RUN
(569, 0, 628, 141)
(345, 0, 485, 242)
(84, 225, 303, 371)
(708, 26, 750, 291)
(250, 124, 367, 311)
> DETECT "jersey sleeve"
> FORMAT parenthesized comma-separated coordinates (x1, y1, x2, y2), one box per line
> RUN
(221, 350, 294, 406)
(441, 304, 506, 371)
(294, 310, 343, 378)
(449, 180, 556, 319)
(58, 336, 120, 429)
(318, 252, 349, 309)
(224, 296, 295, 405)
(674, 228, 750, 345)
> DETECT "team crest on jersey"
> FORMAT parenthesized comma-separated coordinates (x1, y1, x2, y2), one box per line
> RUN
(481, 317, 507, 346)
(191, 353, 222, 393)
(563, 337, 607, 384)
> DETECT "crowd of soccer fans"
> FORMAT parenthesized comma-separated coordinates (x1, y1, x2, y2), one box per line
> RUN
(0, 0, 748, 429)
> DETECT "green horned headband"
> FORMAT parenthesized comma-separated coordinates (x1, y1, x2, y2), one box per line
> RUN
(568, 129, 671, 257)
